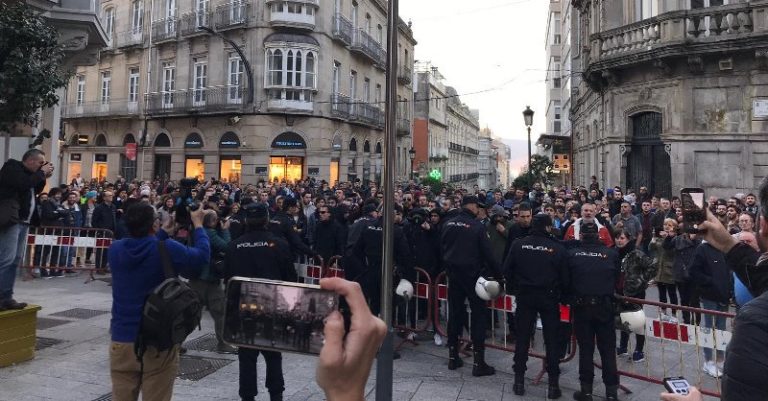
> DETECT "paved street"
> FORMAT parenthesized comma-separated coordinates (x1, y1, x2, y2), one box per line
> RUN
(1, 274, 719, 401)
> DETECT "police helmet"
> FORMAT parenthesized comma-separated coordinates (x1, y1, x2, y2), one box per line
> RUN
(244, 203, 269, 226)
(395, 279, 414, 300)
(475, 276, 502, 301)
(617, 304, 647, 335)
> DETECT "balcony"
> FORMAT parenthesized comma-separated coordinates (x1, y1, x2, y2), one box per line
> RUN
(332, 13, 353, 46)
(449, 142, 479, 155)
(267, 0, 318, 30)
(351, 28, 386, 68)
(266, 88, 314, 112)
(151, 18, 179, 43)
(353, 102, 384, 128)
(396, 117, 411, 136)
(62, 100, 140, 119)
(589, 3, 767, 70)
(145, 86, 247, 115)
(397, 65, 412, 85)
(216, 2, 250, 30)
(181, 11, 213, 36)
(115, 27, 144, 48)
(331, 93, 351, 119)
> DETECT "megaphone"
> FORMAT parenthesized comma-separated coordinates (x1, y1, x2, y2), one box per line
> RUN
(475, 277, 502, 301)
(395, 279, 414, 300)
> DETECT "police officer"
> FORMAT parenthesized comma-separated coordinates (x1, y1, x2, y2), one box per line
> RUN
(348, 207, 415, 317)
(504, 214, 567, 398)
(225, 203, 294, 401)
(565, 222, 621, 401)
(440, 195, 501, 376)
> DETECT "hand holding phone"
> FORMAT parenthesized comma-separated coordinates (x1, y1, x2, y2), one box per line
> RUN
(663, 377, 692, 396)
(681, 188, 706, 232)
(660, 380, 702, 401)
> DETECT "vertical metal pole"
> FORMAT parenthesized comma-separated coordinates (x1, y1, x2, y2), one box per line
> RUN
(527, 126, 532, 186)
(376, 0, 398, 398)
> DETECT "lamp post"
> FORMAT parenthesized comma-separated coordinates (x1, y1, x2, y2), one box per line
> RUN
(523, 106, 534, 187)
(198, 26, 254, 105)
(409, 147, 416, 181)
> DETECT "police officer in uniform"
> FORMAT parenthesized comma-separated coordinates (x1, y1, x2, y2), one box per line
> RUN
(565, 222, 621, 401)
(225, 203, 294, 401)
(504, 214, 567, 398)
(440, 195, 501, 376)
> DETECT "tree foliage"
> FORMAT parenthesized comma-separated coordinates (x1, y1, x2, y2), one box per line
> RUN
(0, 2, 70, 133)
(513, 154, 555, 189)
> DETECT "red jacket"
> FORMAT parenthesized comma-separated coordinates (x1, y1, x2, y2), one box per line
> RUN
(564, 218, 614, 247)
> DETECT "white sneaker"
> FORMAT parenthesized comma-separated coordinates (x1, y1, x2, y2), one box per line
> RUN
(434, 333, 443, 346)
(703, 361, 723, 378)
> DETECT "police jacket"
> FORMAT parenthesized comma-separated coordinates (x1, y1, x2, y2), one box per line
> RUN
(403, 221, 441, 276)
(0, 159, 47, 222)
(349, 217, 415, 282)
(224, 227, 296, 282)
(439, 209, 500, 277)
(269, 210, 314, 258)
(503, 223, 531, 262)
(722, 291, 768, 401)
(346, 214, 376, 252)
(504, 231, 567, 296)
(565, 240, 620, 299)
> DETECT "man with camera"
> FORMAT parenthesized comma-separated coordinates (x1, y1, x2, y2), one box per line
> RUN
(225, 203, 295, 401)
(0, 149, 52, 310)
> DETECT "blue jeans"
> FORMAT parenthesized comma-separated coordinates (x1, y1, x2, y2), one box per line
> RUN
(700, 299, 728, 361)
(0, 223, 29, 302)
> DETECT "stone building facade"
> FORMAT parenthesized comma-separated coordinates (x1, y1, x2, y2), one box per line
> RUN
(571, 0, 768, 197)
(60, 0, 416, 186)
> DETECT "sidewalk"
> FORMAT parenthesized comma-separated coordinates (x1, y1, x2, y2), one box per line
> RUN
(1, 274, 717, 400)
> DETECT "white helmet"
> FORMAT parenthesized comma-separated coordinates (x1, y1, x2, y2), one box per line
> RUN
(475, 277, 502, 301)
(618, 309, 647, 335)
(395, 279, 414, 300)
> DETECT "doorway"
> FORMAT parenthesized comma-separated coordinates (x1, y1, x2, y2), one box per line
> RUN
(219, 156, 242, 183)
(627, 112, 671, 197)
(269, 156, 303, 183)
(185, 156, 205, 180)
(154, 154, 171, 181)
(330, 158, 339, 186)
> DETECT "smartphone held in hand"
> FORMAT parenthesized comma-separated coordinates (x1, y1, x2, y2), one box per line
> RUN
(681, 188, 706, 232)
(223, 277, 339, 355)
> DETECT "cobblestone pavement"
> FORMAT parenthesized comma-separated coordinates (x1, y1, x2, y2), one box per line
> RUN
(1, 274, 720, 400)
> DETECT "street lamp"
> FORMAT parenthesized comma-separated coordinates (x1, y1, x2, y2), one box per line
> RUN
(523, 106, 534, 187)
(408, 147, 416, 181)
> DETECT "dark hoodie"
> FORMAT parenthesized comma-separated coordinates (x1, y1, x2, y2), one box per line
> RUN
(108, 227, 210, 343)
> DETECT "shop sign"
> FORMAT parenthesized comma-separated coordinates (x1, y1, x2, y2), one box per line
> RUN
(271, 132, 307, 149)
(70, 153, 81, 161)
(95, 154, 107, 162)
(308, 168, 319, 176)
(125, 143, 137, 161)
(184, 133, 204, 148)
(219, 132, 241, 148)
(255, 167, 268, 174)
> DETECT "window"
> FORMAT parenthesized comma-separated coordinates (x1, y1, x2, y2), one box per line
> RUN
(228, 53, 244, 103)
(193, 59, 207, 105)
(128, 68, 140, 104)
(377, 24, 383, 44)
(165, 0, 175, 33)
(351, 2, 358, 29)
(231, 0, 244, 21)
(131, 0, 143, 33)
(264, 47, 318, 103)
(375, 84, 381, 106)
(162, 62, 175, 106)
(103, 8, 114, 39)
(350, 70, 357, 99)
(195, 0, 209, 27)
(404, 49, 409, 66)
(365, 14, 371, 33)
(691, 0, 726, 7)
(76, 75, 85, 106)
(363, 78, 370, 102)
(332, 61, 340, 93)
(100, 71, 111, 104)
(554, 103, 562, 120)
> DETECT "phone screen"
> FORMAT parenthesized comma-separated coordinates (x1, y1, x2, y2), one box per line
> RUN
(223, 278, 339, 355)
(681, 188, 706, 229)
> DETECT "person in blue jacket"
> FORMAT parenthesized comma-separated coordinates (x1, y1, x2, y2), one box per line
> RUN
(108, 203, 209, 401)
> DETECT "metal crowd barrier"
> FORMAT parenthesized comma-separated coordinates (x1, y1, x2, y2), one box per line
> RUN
(607, 295, 736, 398)
(432, 272, 578, 385)
(294, 255, 324, 285)
(392, 267, 433, 351)
(324, 255, 346, 278)
(19, 226, 114, 282)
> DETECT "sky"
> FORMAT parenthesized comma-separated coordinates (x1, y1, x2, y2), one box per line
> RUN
(399, 0, 550, 176)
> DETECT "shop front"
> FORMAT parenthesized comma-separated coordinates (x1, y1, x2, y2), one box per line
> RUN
(184, 132, 205, 180)
(218, 132, 242, 184)
(153, 133, 172, 180)
(92, 153, 108, 182)
(269, 131, 306, 183)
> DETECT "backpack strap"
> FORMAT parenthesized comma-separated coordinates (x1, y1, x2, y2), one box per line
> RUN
(158, 240, 175, 279)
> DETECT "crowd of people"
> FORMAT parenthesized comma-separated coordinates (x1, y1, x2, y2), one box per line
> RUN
(2, 149, 767, 401)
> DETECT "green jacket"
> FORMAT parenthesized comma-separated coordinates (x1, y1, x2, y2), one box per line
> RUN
(196, 227, 231, 282)
(650, 237, 675, 284)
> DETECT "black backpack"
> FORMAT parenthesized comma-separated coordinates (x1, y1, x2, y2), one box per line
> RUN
(134, 240, 202, 361)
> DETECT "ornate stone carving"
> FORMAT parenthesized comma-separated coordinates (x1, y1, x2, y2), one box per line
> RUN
(653, 59, 672, 76)
(688, 55, 704, 74)
(639, 87, 652, 101)
(619, 144, 630, 155)
(664, 144, 671, 155)
(602, 69, 619, 86)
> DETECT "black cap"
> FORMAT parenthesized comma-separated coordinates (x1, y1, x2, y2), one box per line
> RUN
(581, 222, 599, 235)
(462, 195, 479, 206)
(532, 214, 553, 230)
(284, 197, 298, 208)
(363, 203, 378, 214)
(244, 203, 269, 220)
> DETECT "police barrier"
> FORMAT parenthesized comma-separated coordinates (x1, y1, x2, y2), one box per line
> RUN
(433, 272, 578, 384)
(294, 255, 325, 285)
(324, 255, 346, 279)
(19, 226, 114, 281)
(392, 268, 433, 351)
(604, 295, 735, 398)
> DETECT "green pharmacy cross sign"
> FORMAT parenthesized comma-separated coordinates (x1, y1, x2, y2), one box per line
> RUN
(429, 169, 442, 181)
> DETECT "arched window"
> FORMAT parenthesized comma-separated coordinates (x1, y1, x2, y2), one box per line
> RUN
(268, 49, 283, 86)
(349, 138, 357, 152)
(184, 132, 204, 148)
(123, 133, 136, 145)
(263, 34, 319, 105)
(286, 50, 294, 86)
(154, 133, 171, 147)
(306, 53, 315, 88)
(363, 140, 371, 153)
(375, 142, 382, 154)
(95, 134, 108, 146)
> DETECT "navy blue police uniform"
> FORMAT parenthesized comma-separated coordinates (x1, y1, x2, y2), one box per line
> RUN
(224, 204, 294, 401)
(503, 214, 567, 397)
(565, 222, 621, 401)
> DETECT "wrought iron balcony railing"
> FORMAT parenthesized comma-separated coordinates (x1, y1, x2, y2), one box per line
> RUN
(62, 100, 141, 118)
(115, 27, 144, 48)
(332, 13, 353, 46)
(351, 28, 386, 67)
(216, 2, 250, 29)
(145, 86, 247, 115)
(151, 18, 178, 43)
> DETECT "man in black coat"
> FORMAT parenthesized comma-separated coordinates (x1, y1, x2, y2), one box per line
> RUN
(91, 190, 117, 272)
(312, 205, 346, 263)
(0, 149, 52, 310)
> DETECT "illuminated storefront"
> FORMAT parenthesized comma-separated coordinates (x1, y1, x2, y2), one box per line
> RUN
(67, 153, 82, 183)
(219, 132, 242, 183)
(92, 154, 108, 181)
(269, 132, 306, 183)
(184, 133, 204, 180)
